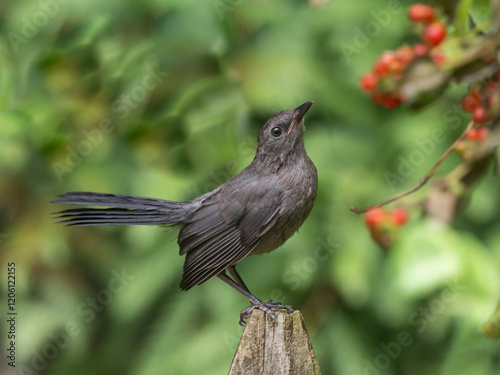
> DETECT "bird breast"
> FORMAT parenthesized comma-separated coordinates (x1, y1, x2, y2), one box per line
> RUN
(249, 155, 317, 256)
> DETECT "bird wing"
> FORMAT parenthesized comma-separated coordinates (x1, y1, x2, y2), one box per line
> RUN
(178, 175, 282, 290)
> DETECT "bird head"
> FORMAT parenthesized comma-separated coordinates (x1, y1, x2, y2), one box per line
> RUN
(255, 101, 313, 161)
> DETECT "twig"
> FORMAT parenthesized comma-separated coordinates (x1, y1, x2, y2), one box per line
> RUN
(350, 121, 474, 214)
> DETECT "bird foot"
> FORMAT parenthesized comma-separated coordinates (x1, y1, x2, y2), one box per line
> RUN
(239, 300, 294, 326)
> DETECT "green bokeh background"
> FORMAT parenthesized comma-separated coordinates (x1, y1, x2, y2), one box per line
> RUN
(1, 0, 499, 374)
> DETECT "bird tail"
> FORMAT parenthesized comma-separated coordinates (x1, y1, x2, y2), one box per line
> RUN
(51, 192, 187, 226)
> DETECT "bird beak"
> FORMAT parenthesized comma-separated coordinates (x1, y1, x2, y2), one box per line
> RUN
(288, 101, 313, 135)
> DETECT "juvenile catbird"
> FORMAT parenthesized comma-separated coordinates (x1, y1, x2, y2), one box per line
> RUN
(52, 101, 318, 324)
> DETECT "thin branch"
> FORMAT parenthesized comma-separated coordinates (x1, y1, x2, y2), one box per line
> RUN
(350, 121, 475, 214)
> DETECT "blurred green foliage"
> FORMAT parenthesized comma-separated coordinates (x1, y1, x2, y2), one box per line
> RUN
(1, 0, 499, 374)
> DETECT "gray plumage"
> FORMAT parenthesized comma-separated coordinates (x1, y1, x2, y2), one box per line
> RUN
(52, 102, 317, 323)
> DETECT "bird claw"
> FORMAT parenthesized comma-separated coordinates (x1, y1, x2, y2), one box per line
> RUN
(239, 300, 294, 326)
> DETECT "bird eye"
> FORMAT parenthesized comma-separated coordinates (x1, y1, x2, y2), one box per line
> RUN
(270, 127, 282, 137)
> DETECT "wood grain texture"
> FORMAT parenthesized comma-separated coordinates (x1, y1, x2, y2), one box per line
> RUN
(229, 310, 321, 375)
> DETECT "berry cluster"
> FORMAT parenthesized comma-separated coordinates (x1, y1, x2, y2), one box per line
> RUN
(408, 4, 447, 46)
(364, 207, 409, 248)
(461, 76, 500, 124)
(359, 4, 447, 108)
(456, 76, 499, 159)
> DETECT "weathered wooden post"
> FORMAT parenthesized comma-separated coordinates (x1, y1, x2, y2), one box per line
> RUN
(229, 309, 321, 374)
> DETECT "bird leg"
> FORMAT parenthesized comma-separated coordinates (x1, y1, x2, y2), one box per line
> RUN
(217, 266, 293, 326)
(227, 265, 250, 292)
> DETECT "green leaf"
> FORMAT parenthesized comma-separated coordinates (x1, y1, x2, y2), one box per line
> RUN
(455, 0, 473, 36)
(469, 0, 492, 26)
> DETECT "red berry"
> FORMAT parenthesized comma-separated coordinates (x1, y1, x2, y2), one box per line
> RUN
(472, 106, 488, 124)
(388, 60, 404, 76)
(431, 51, 446, 65)
(383, 95, 401, 109)
(371, 93, 402, 109)
(461, 94, 480, 112)
(374, 52, 396, 77)
(360, 73, 378, 91)
(395, 46, 414, 65)
(467, 127, 489, 142)
(379, 52, 396, 65)
(469, 87, 481, 99)
(466, 128, 480, 141)
(374, 60, 389, 76)
(477, 127, 489, 141)
(423, 22, 447, 46)
(486, 81, 497, 92)
(413, 43, 429, 56)
(390, 208, 409, 226)
(364, 208, 386, 228)
(408, 4, 435, 23)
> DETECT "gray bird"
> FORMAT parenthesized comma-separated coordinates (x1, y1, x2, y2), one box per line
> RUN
(52, 101, 318, 325)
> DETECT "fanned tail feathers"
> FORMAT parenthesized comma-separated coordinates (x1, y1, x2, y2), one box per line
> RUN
(51, 192, 187, 226)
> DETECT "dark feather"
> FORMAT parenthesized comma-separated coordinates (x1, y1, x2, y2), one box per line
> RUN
(51, 192, 187, 226)
(178, 175, 281, 290)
